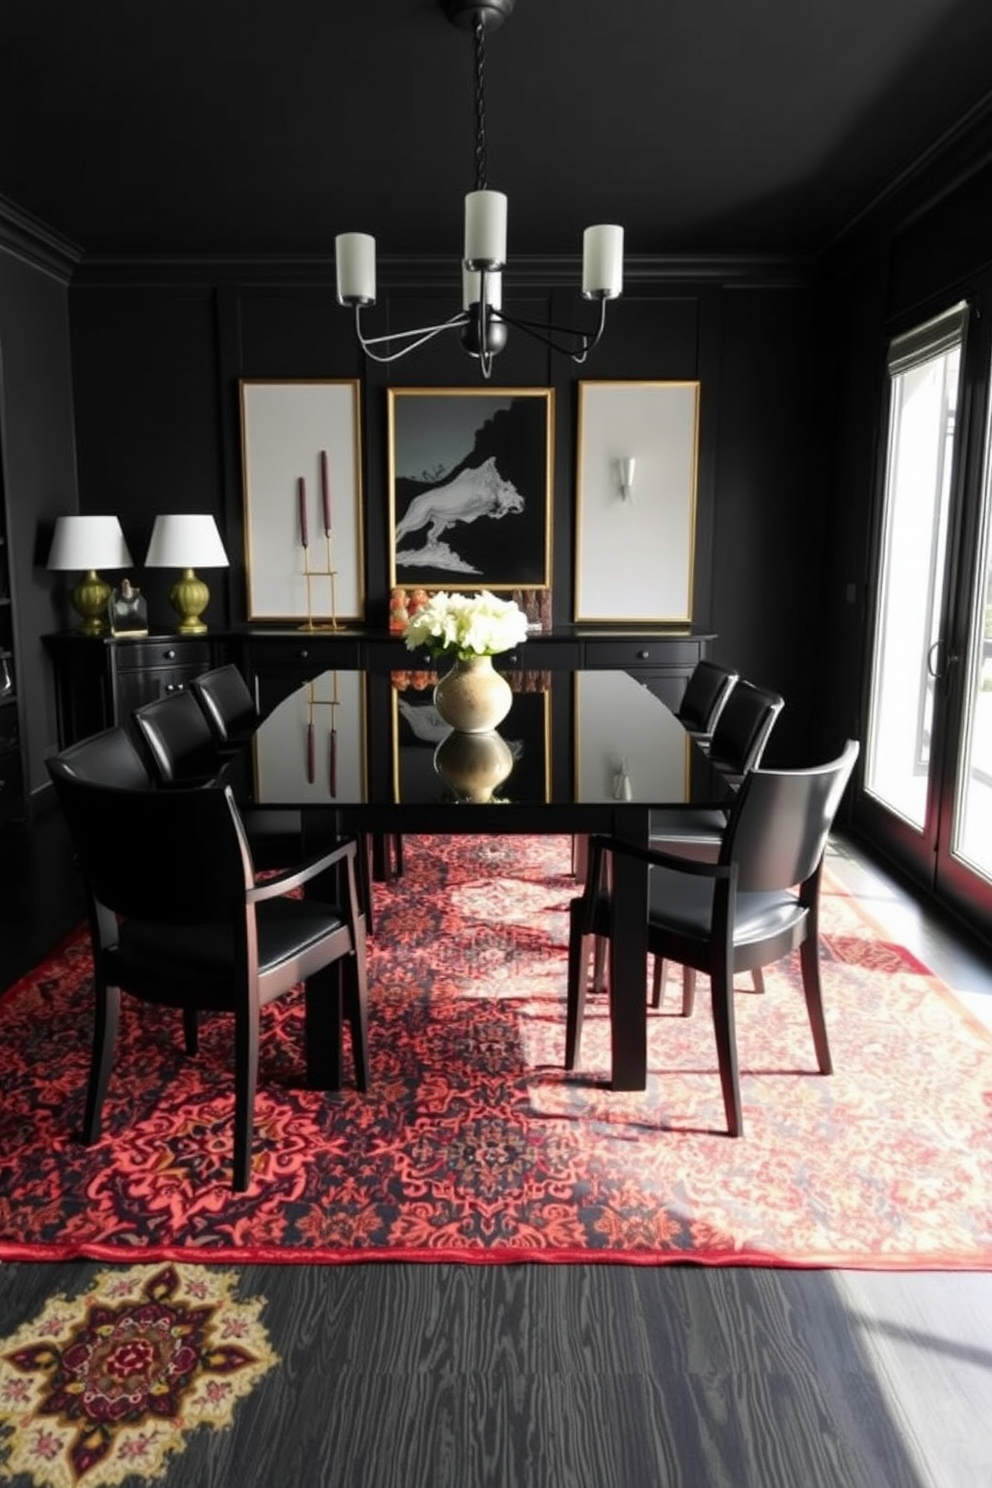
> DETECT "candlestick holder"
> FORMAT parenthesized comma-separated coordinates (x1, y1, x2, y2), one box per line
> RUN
(298, 534, 341, 632)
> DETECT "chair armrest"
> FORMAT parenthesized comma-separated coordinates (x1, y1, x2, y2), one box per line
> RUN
(590, 833, 733, 881)
(247, 836, 359, 903)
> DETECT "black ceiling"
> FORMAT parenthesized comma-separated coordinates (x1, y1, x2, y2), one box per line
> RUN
(2, 0, 992, 262)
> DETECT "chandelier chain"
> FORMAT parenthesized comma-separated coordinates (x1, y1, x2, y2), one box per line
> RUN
(473, 16, 487, 191)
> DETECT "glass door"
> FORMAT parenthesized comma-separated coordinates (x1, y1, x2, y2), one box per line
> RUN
(859, 296, 992, 934)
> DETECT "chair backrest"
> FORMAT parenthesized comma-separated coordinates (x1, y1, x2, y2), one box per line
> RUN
(722, 739, 860, 893)
(46, 725, 153, 789)
(48, 770, 254, 925)
(676, 660, 739, 735)
(707, 679, 785, 777)
(188, 663, 258, 747)
(132, 689, 223, 785)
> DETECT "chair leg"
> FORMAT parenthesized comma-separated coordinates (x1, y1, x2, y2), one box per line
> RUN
(572, 833, 589, 880)
(682, 967, 697, 1016)
(82, 982, 120, 1144)
(565, 910, 591, 1069)
(391, 833, 404, 878)
(304, 963, 343, 1091)
(182, 1007, 198, 1054)
(751, 968, 766, 995)
(357, 834, 375, 936)
(592, 935, 607, 993)
(709, 959, 742, 1137)
(345, 926, 370, 1092)
(650, 955, 665, 1009)
(799, 935, 832, 1074)
(233, 1003, 261, 1192)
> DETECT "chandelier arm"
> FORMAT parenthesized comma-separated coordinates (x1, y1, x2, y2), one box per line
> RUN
(497, 299, 610, 363)
(352, 306, 471, 363)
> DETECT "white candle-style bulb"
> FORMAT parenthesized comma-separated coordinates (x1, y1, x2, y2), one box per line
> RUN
(619, 456, 636, 502)
(462, 267, 503, 311)
(582, 224, 624, 299)
(464, 190, 508, 269)
(335, 232, 377, 305)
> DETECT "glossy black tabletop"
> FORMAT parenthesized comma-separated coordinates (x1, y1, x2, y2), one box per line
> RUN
(247, 666, 726, 829)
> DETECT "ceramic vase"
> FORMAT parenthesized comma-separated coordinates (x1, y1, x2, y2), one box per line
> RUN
(434, 729, 514, 803)
(433, 655, 513, 734)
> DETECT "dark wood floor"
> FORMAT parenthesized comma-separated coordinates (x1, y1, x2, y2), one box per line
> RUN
(1, 812, 991, 1487)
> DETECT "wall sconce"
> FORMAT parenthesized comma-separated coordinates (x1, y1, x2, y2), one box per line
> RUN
(144, 514, 229, 634)
(618, 457, 636, 503)
(46, 514, 134, 636)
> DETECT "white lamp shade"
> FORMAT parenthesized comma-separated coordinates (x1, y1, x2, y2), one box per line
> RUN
(335, 232, 377, 305)
(582, 224, 624, 300)
(144, 514, 229, 569)
(464, 190, 507, 269)
(47, 514, 133, 571)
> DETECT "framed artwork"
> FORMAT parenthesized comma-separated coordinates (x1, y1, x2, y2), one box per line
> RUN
(239, 379, 365, 623)
(388, 387, 554, 591)
(574, 380, 699, 622)
(391, 671, 551, 804)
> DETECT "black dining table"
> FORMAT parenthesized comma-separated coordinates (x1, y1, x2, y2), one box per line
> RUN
(244, 664, 729, 1092)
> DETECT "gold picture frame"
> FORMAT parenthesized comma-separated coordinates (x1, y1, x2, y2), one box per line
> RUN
(387, 386, 554, 592)
(574, 379, 699, 622)
(239, 379, 365, 624)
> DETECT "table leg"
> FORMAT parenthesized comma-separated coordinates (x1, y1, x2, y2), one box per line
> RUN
(608, 807, 649, 1090)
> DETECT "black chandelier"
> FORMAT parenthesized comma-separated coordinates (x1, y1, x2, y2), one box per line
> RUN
(334, 0, 624, 380)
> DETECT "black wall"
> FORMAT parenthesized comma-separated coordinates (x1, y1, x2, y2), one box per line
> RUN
(0, 228, 79, 794)
(64, 258, 823, 770)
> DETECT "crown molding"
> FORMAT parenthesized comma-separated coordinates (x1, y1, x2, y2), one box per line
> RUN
(0, 193, 81, 283)
(68, 249, 814, 292)
(826, 87, 992, 261)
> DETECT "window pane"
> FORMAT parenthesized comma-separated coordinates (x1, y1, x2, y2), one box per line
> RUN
(865, 343, 959, 827)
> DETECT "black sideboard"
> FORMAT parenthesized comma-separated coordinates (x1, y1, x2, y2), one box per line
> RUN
(44, 626, 715, 747)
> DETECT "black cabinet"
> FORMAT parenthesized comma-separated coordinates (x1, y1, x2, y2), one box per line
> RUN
(45, 633, 226, 747)
(238, 626, 709, 703)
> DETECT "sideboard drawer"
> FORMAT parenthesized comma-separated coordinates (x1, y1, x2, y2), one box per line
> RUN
(584, 638, 704, 670)
(113, 639, 215, 674)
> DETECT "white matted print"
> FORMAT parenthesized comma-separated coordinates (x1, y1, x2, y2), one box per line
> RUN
(574, 380, 699, 622)
(240, 379, 365, 622)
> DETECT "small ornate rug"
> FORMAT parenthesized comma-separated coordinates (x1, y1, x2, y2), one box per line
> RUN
(0, 1263, 277, 1487)
(1, 834, 991, 1268)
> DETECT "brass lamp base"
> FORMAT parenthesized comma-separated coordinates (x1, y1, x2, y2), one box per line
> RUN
(169, 567, 211, 635)
(72, 570, 112, 637)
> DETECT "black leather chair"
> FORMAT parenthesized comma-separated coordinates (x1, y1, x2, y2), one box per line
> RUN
(645, 678, 786, 1007)
(132, 688, 311, 873)
(133, 686, 395, 929)
(133, 688, 222, 786)
(45, 724, 154, 789)
(675, 659, 739, 739)
(566, 740, 860, 1136)
(45, 765, 369, 1191)
(188, 662, 259, 752)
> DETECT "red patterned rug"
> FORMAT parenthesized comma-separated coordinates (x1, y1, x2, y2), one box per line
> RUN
(2, 834, 991, 1269)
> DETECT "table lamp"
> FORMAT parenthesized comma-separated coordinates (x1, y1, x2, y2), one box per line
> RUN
(144, 514, 229, 634)
(47, 514, 134, 636)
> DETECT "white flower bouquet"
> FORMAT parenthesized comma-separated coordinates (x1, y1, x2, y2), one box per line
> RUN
(402, 590, 530, 661)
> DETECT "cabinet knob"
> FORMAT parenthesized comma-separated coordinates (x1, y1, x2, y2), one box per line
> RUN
(297, 648, 310, 661)
(637, 649, 650, 660)
(164, 649, 176, 660)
